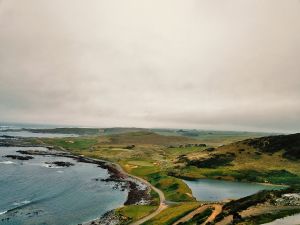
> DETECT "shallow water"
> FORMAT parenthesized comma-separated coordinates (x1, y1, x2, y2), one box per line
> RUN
(0, 147, 127, 225)
(262, 213, 300, 225)
(184, 178, 283, 201)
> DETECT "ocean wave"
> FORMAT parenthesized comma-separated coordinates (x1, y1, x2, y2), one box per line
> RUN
(0, 210, 7, 215)
(2, 200, 34, 214)
(13, 200, 31, 206)
(0, 161, 15, 165)
(43, 164, 63, 169)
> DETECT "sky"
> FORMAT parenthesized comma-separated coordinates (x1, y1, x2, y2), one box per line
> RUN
(0, 0, 300, 133)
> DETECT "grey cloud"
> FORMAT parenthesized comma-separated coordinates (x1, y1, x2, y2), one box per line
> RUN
(0, 0, 300, 132)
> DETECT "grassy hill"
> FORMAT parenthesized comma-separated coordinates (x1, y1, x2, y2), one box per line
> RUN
(173, 133, 300, 185)
(108, 131, 198, 145)
(244, 133, 300, 159)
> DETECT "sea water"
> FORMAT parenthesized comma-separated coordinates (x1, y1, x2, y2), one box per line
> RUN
(0, 147, 127, 225)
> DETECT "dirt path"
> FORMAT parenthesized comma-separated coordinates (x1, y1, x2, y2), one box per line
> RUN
(129, 175, 168, 225)
(172, 205, 209, 225)
(171, 204, 222, 225)
(203, 204, 222, 224)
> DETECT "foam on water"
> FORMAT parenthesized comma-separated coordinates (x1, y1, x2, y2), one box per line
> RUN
(0, 211, 7, 215)
(13, 200, 31, 206)
(0, 161, 15, 165)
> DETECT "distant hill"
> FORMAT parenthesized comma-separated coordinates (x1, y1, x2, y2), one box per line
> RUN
(18, 127, 148, 136)
(106, 131, 198, 145)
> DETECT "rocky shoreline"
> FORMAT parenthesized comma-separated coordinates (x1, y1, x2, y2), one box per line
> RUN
(16, 149, 152, 206)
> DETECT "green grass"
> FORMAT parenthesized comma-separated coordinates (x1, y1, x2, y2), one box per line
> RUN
(175, 166, 300, 185)
(130, 166, 161, 177)
(116, 205, 157, 224)
(42, 137, 98, 151)
(181, 207, 212, 225)
(240, 208, 300, 225)
(143, 202, 201, 225)
(165, 146, 206, 155)
(146, 172, 195, 202)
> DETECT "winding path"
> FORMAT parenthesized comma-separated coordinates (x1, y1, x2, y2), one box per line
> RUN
(128, 175, 168, 225)
(110, 163, 168, 225)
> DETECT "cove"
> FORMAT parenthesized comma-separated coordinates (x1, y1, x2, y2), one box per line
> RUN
(0, 147, 127, 225)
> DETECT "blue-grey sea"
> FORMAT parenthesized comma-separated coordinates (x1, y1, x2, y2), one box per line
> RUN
(0, 146, 127, 225)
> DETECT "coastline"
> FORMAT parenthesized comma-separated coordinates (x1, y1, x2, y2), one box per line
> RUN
(0, 139, 154, 225)
(16, 148, 153, 206)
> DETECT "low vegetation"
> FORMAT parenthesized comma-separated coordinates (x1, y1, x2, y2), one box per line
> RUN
(181, 207, 212, 225)
(174, 134, 300, 185)
(143, 202, 201, 225)
(116, 205, 157, 224)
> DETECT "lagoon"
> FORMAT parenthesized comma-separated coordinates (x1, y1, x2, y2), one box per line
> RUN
(184, 178, 282, 201)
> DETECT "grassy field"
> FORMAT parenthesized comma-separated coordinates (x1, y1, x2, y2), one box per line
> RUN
(181, 207, 212, 225)
(116, 205, 157, 224)
(143, 202, 201, 225)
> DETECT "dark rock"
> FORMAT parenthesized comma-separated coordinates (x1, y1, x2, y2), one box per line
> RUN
(206, 147, 215, 152)
(45, 161, 74, 167)
(0, 135, 16, 139)
(4, 155, 34, 160)
(125, 145, 135, 149)
(196, 144, 207, 147)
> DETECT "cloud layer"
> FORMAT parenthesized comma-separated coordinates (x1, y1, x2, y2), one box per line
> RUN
(0, 0, 300, 132)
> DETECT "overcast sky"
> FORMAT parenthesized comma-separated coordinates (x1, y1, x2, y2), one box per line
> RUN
(0, 0, 300, 132)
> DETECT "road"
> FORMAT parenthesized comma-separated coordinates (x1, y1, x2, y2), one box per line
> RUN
(108, 163, 168, 225)
(129, 174, 168, 225)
